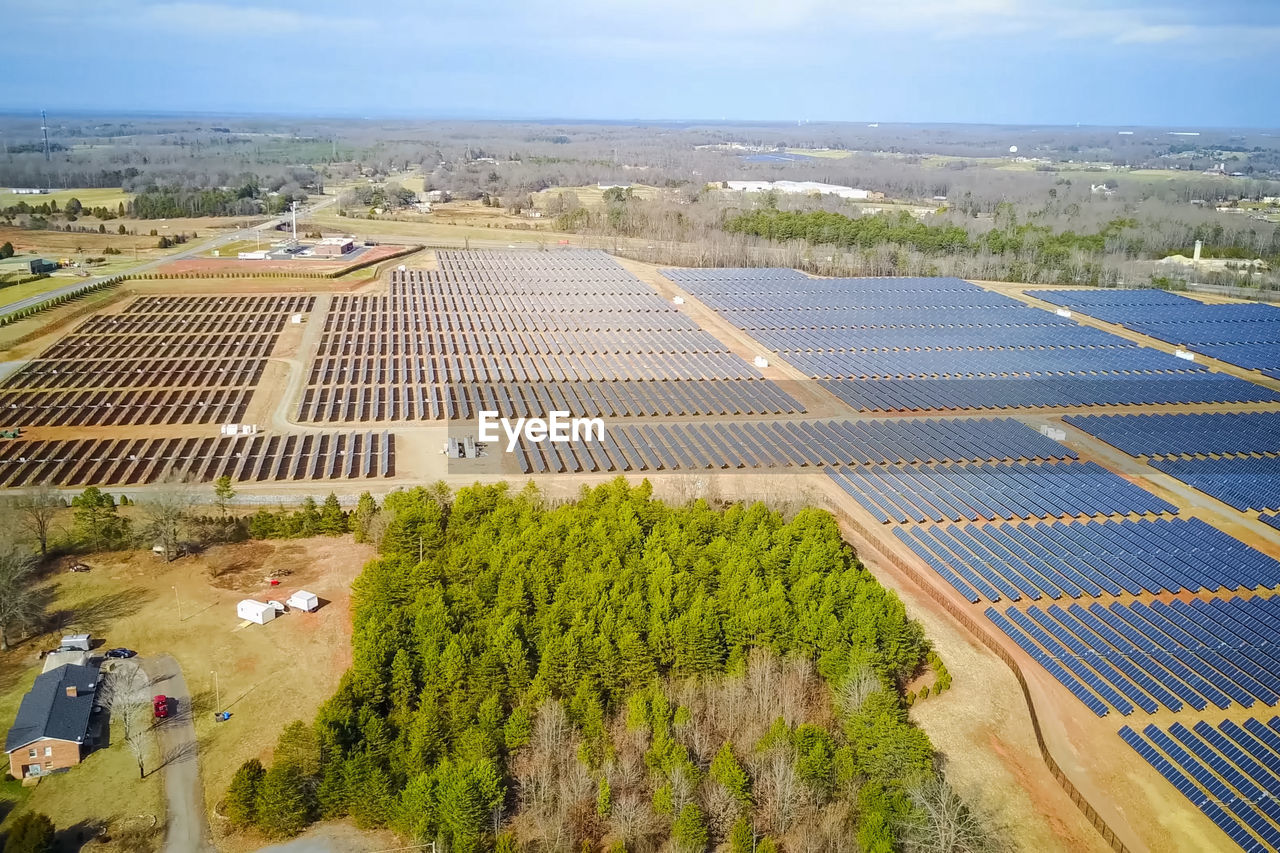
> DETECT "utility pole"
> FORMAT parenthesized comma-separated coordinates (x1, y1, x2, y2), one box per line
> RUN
(211, 669, 221, 716)
(172, 585, 183, 621)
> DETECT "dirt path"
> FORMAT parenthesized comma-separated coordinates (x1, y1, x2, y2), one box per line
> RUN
(144, 653, 217, 853)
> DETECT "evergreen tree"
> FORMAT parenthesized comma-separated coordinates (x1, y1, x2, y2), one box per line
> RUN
(352, 491, 379, 543)
(2, 812, 55, 853)
(256, 764, 311, 838)
(319, 493, 347, 535)
(711, 742, 752, 810)
(672, 803, 709, 852)
(224, 759, 265, 828)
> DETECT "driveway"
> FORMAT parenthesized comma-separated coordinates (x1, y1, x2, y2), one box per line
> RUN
(143, 653, 216, 853)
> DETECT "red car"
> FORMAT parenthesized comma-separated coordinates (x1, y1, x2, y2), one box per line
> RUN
(153, 695, 171, 719)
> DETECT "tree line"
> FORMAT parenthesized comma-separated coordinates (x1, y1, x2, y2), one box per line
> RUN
(227, 480, 1001, 852)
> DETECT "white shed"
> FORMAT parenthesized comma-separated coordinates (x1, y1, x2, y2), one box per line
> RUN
(237, 600, 276, 625)
(287, 590, 319, 612)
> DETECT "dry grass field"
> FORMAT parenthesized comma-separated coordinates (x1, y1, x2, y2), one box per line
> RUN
(0, 534, 373, 852)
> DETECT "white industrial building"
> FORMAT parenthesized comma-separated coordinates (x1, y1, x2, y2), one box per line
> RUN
(722, 180, 872, 200)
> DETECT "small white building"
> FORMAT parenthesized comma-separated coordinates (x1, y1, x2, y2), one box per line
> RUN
(238, 250, 270, 260)
(60, 634, 92, 652)
(753, 356, 770, 368)
(287, 591, 319, 612)
(237, 600, 276, 625)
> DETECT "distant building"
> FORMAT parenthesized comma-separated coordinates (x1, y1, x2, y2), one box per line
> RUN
(28, 259, 57, 274)
(311, 237, 355, 257)
(423, 190, 449, 203)
(10, 188, 48, 195)
(237, 250, 270, 260)
(5, 663, 100, 779)
(722, 180, 872, 200)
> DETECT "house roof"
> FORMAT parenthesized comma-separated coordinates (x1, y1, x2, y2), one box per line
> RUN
(4, 663, 99, 753)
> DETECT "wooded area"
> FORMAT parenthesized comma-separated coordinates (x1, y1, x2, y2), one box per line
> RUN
(228, 480, 998, 852)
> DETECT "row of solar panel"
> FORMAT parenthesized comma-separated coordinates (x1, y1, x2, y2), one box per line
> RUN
(1121, 719, 1280, 853)
(1064, 411, 1280, 458)
(0, 387, 251, 427)
(895, 516, 1279, 603)
(306, 351, 762, 384)
(513, 416, 1076, 473)
(5, 357, 267, 391)
(1029, 290, 1280, 377)
(714, 306, 1066, 330)
(316, 328, 730, 356)
(0, 432, 395, 487)
(1150, 456, 1280, 512)
(296, 380, 803, 422)
(826, 460, 1175, 523)
(821, 376, 1280, 411)
(783, 346, 1204, 379)
(990, 597, 1280, 715)
(749, 325, 1134, 351)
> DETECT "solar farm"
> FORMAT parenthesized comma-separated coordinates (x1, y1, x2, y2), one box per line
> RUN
(1029, 289, 1280, 380)
(4, 248, 1280, 850)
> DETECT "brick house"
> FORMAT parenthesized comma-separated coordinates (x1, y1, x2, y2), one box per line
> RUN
(5, 663, 100, 779)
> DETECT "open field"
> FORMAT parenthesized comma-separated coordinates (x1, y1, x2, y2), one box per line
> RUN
(0, 274, 76, 306)
(1, 187, 134, 212)
(531, 183, 662, 209)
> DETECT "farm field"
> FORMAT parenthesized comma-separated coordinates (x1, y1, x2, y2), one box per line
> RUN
(531, 182, 662, 208)
(0, 187, 134, 212)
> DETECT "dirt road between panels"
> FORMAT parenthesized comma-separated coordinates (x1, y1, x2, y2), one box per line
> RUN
(144, 654, 217, 853)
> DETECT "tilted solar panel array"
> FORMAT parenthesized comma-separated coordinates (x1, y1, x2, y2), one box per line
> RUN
(1122, 719, 1280, 852)
(1149, 456, 1280, 512)
(988, 597, 1280, 716)
(0, 294, 313, 427)
(894, 517, 1278, 603)
(300, 252, 801, 422)
(661, 269, 1276, 409)
(821, 375, 1280, 411)
(826, 460, 1175, 523)
(0, 432, 395, 486)
(1029, 289, 1280, 379)
(1065, 412, 1280, 458)
(514, 416, 1076, 474)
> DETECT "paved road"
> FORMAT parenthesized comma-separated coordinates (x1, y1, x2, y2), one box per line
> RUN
(0, 197, 337, 316)
(143, 653, 217, 853)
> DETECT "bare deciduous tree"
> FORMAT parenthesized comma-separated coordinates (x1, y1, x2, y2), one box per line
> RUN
(0, 544, 41, 651)
(901, 775, 1012, 853)
(101, 662, 153, 779)
(13, 482, 62, 556)
(143, 470, 197, 561)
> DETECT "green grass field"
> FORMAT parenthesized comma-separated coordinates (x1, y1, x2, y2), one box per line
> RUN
(0, 187, 133, 212)
(0, 273, 77, 306)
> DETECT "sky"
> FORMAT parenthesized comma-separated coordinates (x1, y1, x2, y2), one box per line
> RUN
(7, 0, 1280, 126)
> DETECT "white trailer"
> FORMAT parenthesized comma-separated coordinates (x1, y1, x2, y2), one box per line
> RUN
(236, 600, 276, 625)
(287, 590, 319, 612)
